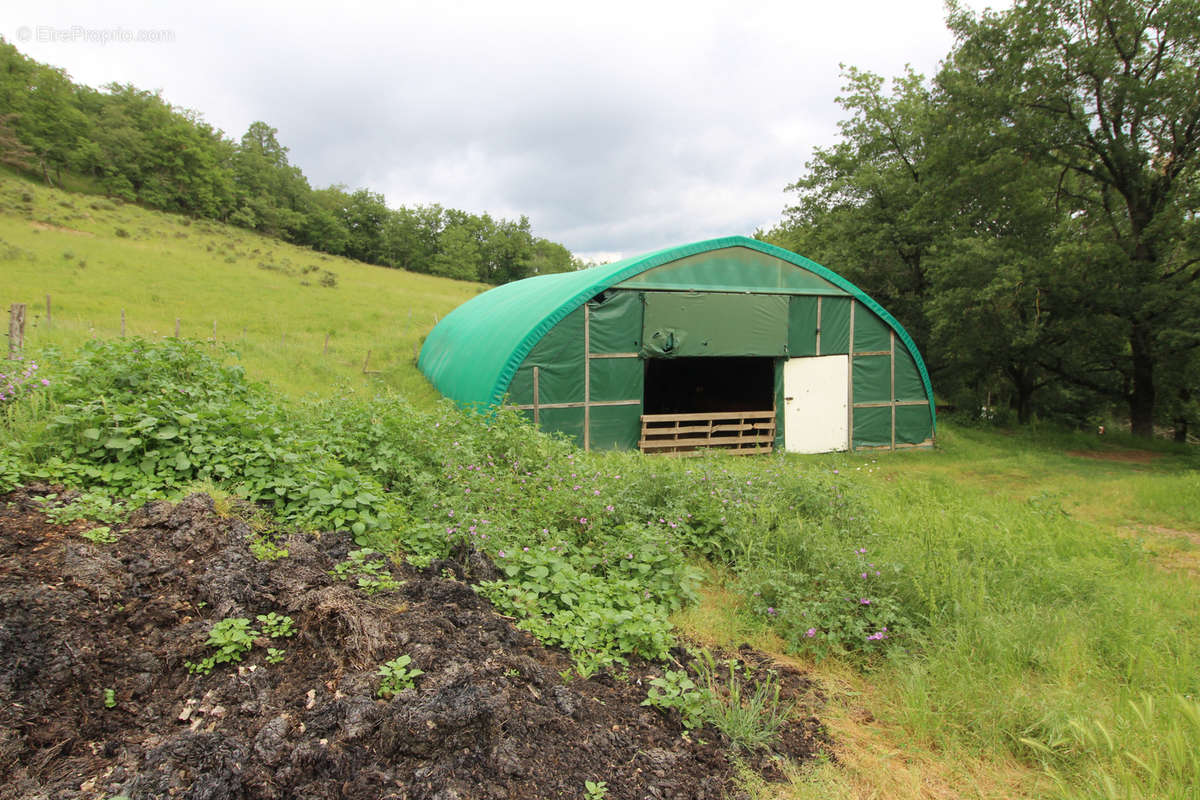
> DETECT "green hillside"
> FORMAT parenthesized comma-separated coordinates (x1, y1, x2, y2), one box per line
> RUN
(0, 169, 481, 401)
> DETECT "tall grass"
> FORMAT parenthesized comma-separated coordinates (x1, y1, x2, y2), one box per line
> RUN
(827, 436, 1200, 799)
(0, 171, 480, 402)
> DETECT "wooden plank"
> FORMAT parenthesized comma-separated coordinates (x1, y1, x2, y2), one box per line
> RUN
(640, 434, 777, 449)
(638, 407, 778, 457)
(815, 296, 822, 356)
(516, 399, 641, 411)
(532, 366, 540, 425)
(856, 440, 934, 451)
(847, 299, 855, 451)
(588, 352, 640, 359)
(890, 331, 896, 451)
(640, 410, 775, 423)
(852, 400, 930, 409)
(8, 303, 26, 360)
(642, 425, 774, 438)
(645, 423, 726, 435)
(710, 422, 773, 433)
(583, 303, 590, 451)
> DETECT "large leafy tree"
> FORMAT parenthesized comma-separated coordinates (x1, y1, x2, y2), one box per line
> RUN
(943, 0, 1200, 436)
(232, 121, 311, 238)
(0, 40, 88, 185)
(774, 67, 941, 352)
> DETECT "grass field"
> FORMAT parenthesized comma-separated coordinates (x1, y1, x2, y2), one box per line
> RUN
(2, 173, 1198, 799)
(0, 169, 481, 401)
(682, 429, 1199, 799)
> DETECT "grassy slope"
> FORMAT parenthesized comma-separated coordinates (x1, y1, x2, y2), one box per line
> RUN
(3, 173, 1199, 799)
(0, 169, 482, 401)
(682, 430, 1199, 799)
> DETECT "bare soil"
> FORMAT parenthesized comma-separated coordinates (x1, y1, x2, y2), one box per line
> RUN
(0, 486, 827, 800)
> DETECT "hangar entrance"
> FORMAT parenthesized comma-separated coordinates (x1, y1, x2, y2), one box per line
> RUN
(639, 357, 777, 456)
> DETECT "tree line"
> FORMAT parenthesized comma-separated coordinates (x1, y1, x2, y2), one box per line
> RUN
(764, 0, 1199, 439)
(0, 39, 580, 283)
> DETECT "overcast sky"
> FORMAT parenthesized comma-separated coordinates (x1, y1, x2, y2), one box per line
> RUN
(9, 1, 986, 261)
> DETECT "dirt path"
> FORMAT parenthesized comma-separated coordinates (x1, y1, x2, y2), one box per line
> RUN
(0, 487, 826, 799)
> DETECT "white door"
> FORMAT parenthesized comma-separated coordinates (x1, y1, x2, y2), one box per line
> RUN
(783, 356, 849, 453)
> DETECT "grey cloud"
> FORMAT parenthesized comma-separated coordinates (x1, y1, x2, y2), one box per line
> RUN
(15, 0, 967, 256)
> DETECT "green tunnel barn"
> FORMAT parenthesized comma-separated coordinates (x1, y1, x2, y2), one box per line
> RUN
(418, 236, 935, 454)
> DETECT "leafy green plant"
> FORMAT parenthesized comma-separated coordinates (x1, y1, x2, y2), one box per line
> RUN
(331, 548, 400, 594)
(255, 612, 295, 638)
(19, 339, 402, 540)
(584, 780, 608, 800)
(248, 533, 288, 561)
(377, 654, 424, 698)
(476, 544, 678, 672)
(266, 647, 286, 664)
(0, 446, 21, 492)
(37, 491, 126, 524)
(102, 688, 116, 709)
(185, 617, 258, 675)
(80, 525, 119, 545)
(642, 668, 709, 730)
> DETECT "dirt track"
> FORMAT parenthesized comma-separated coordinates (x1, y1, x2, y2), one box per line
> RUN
(0, 487, 826, 799)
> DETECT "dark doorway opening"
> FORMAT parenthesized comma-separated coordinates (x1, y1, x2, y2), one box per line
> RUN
(643, 357, 775, 415)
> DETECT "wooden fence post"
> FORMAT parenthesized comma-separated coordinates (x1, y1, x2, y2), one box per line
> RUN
(45, 295, 51, 327)
(8, 303, 26, 360)
(174, 318, 180, 338)
(362, 350, 381, 374)
(121, 309, 126, 337)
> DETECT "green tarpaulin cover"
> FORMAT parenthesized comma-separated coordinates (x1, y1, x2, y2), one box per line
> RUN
(418, 236, 936, 441)
(641, 292, 788, 358)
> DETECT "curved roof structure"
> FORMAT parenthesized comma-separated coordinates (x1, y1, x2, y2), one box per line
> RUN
(418, 235, 934, 425)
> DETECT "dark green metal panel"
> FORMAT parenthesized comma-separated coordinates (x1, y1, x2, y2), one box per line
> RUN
(641, 292, 788, 357)
(787, 297, 818, 356)
(588, 290, 642, 354)
(853, 355, 892, 404)
(590, 357, 643, 402)
(589, 404, 642, 451)
(821, 297, 851, 354)
(773, 358, 785, 450)
(895, 404, 933, 444)
(853, 406, 892, 448)
(508, 366, 534, 405)
(540, 406, 585, 447)
(854, 304, 892, 353)
(894, 349, 925, 402)
(519, 307, 585, 404)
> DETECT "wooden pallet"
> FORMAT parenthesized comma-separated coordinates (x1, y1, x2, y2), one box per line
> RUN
(639, 410, 776, 456)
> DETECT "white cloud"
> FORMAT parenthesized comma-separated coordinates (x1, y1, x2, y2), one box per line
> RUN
(7, 0, 1005, 255)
